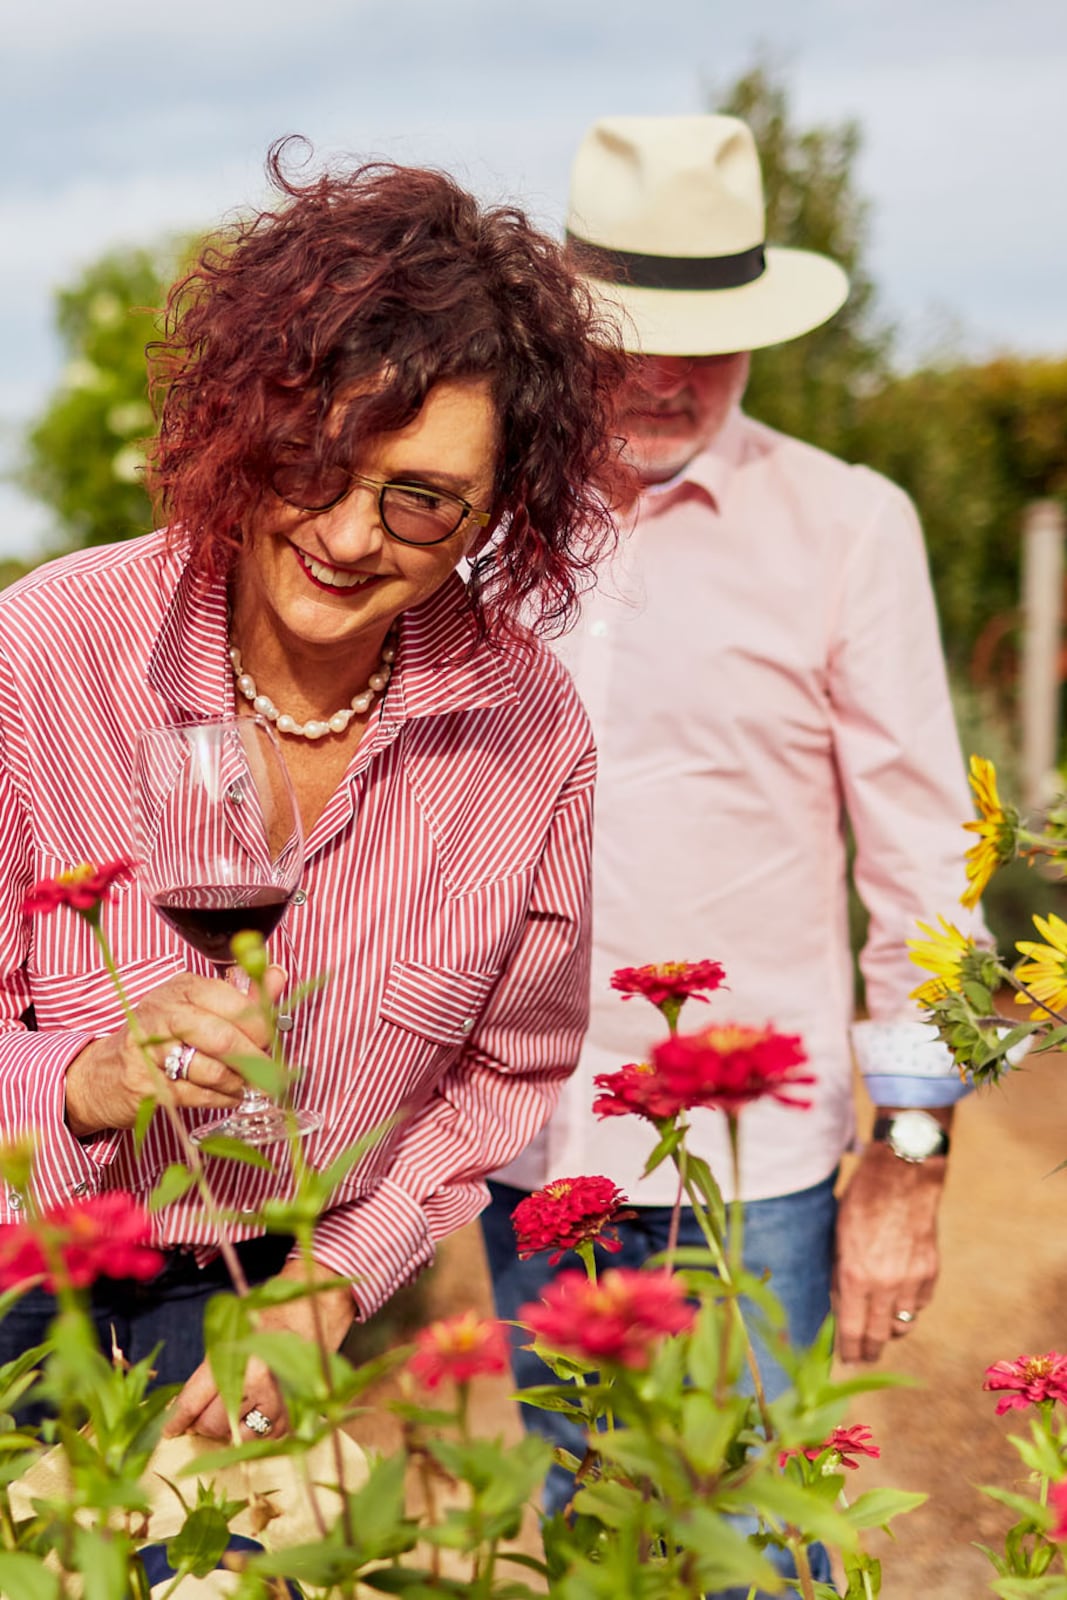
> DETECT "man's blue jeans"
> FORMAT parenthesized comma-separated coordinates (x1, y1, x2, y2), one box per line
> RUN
(481, 1176, 838, 1596)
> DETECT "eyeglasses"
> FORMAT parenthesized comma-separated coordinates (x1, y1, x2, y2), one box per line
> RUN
(269, 461, 492, 547)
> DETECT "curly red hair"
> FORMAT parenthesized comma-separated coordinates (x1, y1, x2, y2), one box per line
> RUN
(146, 139, 631, 643)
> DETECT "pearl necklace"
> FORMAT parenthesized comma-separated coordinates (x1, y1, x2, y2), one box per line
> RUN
(228, 635, 396, 740)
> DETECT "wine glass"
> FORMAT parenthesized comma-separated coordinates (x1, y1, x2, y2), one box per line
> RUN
(132, 715, 319, 1147)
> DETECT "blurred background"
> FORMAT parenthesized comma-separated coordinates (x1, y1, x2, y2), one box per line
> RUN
(5, 5, 1067, 1590)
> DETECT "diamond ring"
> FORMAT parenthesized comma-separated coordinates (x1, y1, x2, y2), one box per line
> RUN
(894, 1309, 916, 1325)
(163, 1042, 196, 1082)
(242, 1407, 272, 1436)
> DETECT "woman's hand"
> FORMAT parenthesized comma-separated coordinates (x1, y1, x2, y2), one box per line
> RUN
(163, 1261, 356, 1441)
(63, 966, 286, 1138)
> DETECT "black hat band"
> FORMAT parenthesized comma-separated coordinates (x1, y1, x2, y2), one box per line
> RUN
(566, 232, 767, 292)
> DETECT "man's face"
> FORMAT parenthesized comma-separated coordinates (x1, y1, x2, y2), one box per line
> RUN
(618, 351, 751, 485)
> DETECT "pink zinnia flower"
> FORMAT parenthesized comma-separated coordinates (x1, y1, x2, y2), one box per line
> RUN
(983, 1352, 1067, 1413)
(593, 1024, 813, 1125)
(1048, 1479, 1067, 1542)
(610, 961, 726, 1010)
(519, 1267, 695, 1371)
(0, 1193, 163, 1292)
(512, 1176, 633, 1265)
(23, 859, 134, 919)
(408, 1312, 510, 1390)
(780, 1423, 881, 1472)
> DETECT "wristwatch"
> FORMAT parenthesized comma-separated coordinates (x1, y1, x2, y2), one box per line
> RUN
(871, 1110, 950, 1163)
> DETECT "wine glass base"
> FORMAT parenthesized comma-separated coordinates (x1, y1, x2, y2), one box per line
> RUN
(190, 1103, 323, 1148)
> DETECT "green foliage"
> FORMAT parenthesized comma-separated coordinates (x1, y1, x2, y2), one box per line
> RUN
(712, 60, 892, 455)
(16, 241, 191, 553)
(853, 357, 1067, 671)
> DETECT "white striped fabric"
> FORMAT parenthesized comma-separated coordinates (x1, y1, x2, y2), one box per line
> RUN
(0, 532, 594, 1317)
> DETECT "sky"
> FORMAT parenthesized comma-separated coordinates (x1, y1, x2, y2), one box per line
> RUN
(3, 0, 1065, 559)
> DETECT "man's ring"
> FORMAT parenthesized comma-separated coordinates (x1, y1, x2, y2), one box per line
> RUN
(243, 1407, 272, 1436)
(163, 1043, 195, 1082)
(894, 1309, 916, 1324)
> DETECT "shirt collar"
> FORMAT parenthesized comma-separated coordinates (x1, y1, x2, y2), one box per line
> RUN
(639, 405, 747, 516)
(147, 555, 518, 726)
(147, 549, 233, 719)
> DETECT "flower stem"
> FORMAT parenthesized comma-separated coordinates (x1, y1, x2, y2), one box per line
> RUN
(1004, 970, 1067, 1030)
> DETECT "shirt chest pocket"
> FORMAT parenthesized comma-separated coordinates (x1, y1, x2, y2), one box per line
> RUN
(29, 954, 185, 1035)
(379, 961, 498, 1047)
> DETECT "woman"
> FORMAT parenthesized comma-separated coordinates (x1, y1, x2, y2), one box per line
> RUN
(0, 141, 628, 1438)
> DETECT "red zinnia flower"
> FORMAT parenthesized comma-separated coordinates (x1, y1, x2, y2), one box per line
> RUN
(0, 1193, 163, 1292)
(780, 1423, 880, 1472)
(23, 859, 134, 919)
(611, 961, 726, 1010)
(512, 1176, 633, 1265)
(983, 1352, 1067, 1413)
(593, 1024, 813, 1125)
(519, 1267, 695, 1371)
(1048, 1479, 1067, 1542)
(408, 1311, 511, 1390)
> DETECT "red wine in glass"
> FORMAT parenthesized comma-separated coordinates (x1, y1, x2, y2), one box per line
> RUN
(132, 714, 318, 1146)
(151, 885, 292, 967)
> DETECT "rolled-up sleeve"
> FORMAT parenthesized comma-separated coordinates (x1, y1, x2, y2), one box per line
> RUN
(309, 742, 595, 1316)
(828, 479, 985, 1106)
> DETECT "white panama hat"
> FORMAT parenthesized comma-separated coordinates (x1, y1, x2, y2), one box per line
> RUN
(566, 114, 850, 356)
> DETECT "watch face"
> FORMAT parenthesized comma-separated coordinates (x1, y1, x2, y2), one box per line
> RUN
(889, 1110, 945, 1161)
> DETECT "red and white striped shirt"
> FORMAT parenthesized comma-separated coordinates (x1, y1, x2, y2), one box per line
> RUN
(0, 532, 593, 1316)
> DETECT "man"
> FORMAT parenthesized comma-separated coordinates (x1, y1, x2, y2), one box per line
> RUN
(481, 115, 979, 1583)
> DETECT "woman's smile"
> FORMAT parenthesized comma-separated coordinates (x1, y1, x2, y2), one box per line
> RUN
(292, 544, 380, 594)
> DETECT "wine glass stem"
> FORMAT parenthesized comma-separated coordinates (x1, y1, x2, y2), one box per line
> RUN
(216, 963, 274, 1114)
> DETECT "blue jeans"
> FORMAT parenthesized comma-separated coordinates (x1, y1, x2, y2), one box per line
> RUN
(0, 1234, 294, 1426)
(481, 1176, 838, 1596)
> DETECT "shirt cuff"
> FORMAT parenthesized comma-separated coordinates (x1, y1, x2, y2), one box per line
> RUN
(851, 1019, 974, 1107)
(309, 1177, 435, 1320)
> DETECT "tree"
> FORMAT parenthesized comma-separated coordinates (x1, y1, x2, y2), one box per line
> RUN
(859, 356, 1067, 673)
(16, 242, 189, 553)
(712, 61, 893, 454)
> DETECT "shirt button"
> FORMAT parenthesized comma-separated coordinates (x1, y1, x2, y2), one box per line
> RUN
(276, 1014, 295, 1033)
(71, 1181, 90, 1197)
(226, 783, 244, 804)
(292, 890, 307, 906)
(590, 619, 609, 638)
(9, 1193, 22, 1210)
(460, 1018, 475, 1035)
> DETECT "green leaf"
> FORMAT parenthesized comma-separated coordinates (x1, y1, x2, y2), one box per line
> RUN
(641, 1124, 683, 1176)
(843, 1487, 928, 1530)
(989, 1578, 1067, 1599)
(165, 1504, 235, 1579)
(0, 1553, 61, 1600)
(223, 1051, 289, 1100)
(203, 1292, 252, 1421)
(1010, 1421, 1067, 1481)
(981, 1484, 1053, 1523)
(195, 1135, 274, 1170)
(133, 1093, 157, 1152)
(148, 1162, 198, 1210)
(72, 1527, 134, 1600)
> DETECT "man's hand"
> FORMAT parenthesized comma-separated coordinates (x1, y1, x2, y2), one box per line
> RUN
(163, 1260, 356, 1440)
(832, 1134, 948, 1363)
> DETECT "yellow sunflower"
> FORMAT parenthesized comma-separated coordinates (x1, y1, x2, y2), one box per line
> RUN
(961, 754, 1017, 910)
(908, 916, 976, 1008)
(1014, 911, 1067, 1020)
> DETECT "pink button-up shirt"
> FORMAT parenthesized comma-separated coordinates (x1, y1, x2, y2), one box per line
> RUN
(0, 532, 593, 1314)
(498, 410, 975, 1204)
